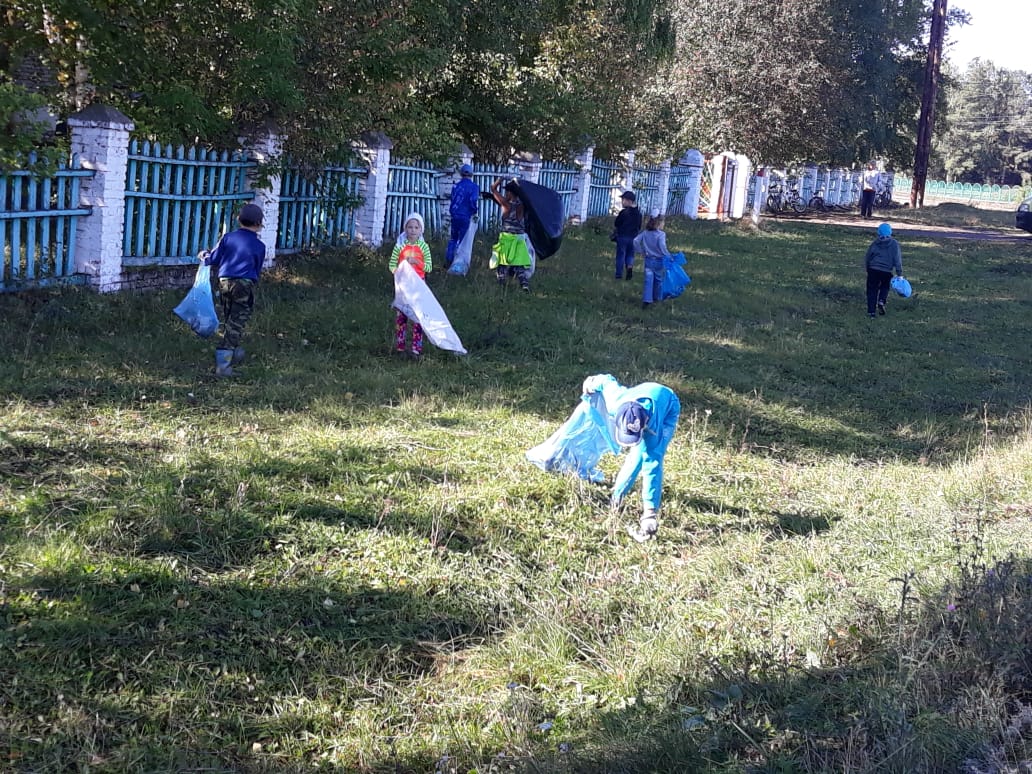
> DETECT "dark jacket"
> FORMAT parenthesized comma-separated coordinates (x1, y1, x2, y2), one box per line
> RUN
(864, 236, 902, 274)
(205, 228, 266, 281)
(614, 205, 642, 238)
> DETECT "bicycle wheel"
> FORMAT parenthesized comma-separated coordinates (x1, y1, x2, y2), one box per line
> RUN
(808, 196, 825, 211)
(766, 194, 782, 213)
(789, 196, 806, 214)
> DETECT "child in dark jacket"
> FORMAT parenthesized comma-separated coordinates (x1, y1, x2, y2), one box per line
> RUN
(612, 191, 642, 280)
(204, 202, 267, 377)
(864, 222, 903, 317)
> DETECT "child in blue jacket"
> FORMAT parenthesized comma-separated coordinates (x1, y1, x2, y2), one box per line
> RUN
(204, 202, 267, 377)
(582, 374, 680, 541)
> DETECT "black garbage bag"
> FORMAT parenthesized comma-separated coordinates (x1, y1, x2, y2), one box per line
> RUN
(513, 179, 564, 259)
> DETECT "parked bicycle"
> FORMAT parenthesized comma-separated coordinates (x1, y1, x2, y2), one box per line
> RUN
(807, 188, 826, 212)
(766, 181, 807, 214)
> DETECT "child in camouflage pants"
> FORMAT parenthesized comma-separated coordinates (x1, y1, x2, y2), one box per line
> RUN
(204, 203, 267, 377)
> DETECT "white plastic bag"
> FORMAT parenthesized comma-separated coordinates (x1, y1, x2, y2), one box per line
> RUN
(392, 261, 467, 354)
(448, 219, 478, 276)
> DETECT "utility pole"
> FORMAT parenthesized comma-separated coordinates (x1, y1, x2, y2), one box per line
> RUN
(911, 0, 948, 208)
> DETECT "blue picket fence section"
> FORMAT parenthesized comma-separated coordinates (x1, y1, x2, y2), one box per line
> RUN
(277, 161, 367, 252)
(470, 162, 521, 234)
(123, 141, 256, 265)
(667, 165, 694, 215)
(384, 159, 444, 242)
(588, 159, 622, 218)
(629, 163, 661, 216)
(539, 161, 578, 222)
(1, 154, 93, 291)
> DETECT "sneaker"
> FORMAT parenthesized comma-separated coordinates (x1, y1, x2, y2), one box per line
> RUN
(877, 302, 886, 316)
(615, 272, 623, 280)
(868, 312, 876, 318)
(642, 301, 651, 309)
(521, 284, 530, 293)
(625, 267, 633, 281)
(627, 516, 658, 543)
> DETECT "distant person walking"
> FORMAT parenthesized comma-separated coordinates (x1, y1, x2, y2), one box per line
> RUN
(632, 210, 671, 309)
(864, 222, 903, 318)
(612, 191, 642, 280)
(860, 161, 878, 219)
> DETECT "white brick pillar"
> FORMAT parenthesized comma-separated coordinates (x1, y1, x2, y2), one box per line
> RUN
(351, 132, 393, 247)
(239, 126, 283, 268)
(656, 159, 672, 216)
(621, 150, 635, 198)
(68, 104, 134, 292)
(569, 146, 594, 225)
(731, 153, 751, 219)
(513, 151, 542, 184)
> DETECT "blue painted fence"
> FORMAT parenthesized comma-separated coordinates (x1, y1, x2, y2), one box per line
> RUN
(123, 141, 256, 265)
(1, 154, 93, 290)
(384, 159, 444, 242)
(539, 161, 578, 222)
(588, 158, 622, 217)
(277, 161, 367, 252)
(667, 164, 694, 214)
(894, 175, 1030, 204)
(630, 162, 661, 216)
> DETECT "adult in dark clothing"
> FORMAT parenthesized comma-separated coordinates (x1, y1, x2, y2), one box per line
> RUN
(204, 202, 267, 376)
(613, 191, 642, 280)
(864, 222, 903, 318)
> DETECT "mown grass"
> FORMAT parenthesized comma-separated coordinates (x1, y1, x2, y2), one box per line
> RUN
(2, 210, 1031, 773)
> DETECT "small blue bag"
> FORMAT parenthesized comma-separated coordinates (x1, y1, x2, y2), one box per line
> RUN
(891, 276, 912, 298)
(526, 393, 618, 483)
(173, 263, 219, 338)
(661, 251, 692, 300)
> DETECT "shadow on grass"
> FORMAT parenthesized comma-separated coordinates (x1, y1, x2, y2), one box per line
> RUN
(1, 564, 504, 771)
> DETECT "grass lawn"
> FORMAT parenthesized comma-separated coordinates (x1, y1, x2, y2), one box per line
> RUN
(2, 210, 1031, 772)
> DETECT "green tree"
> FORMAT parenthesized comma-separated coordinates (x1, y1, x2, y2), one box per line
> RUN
(936, 60, 1032, 185)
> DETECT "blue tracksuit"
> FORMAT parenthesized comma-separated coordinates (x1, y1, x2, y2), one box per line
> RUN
(583, 374, 680, 511)
(446, 177, 480, 266)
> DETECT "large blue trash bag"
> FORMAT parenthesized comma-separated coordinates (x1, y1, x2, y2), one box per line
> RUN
(661, 251, 691, 300)
(891, 276, 912, 298)
(526, 393, 619, 482)
(173, 263, 219, 338)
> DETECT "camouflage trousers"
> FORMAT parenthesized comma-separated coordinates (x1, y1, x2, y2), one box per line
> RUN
(218, 277, 255, 349)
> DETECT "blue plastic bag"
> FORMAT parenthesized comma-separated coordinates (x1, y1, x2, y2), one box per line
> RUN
(661, 251, 691, 300)
(173, 263, 219, 338)
(891, 276, 912, 298)
(526, 393, 619, 483)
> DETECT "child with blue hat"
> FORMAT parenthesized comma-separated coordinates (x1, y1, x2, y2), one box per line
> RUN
(864, 222, 903, 318)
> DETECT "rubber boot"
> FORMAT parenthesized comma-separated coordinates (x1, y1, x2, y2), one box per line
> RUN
(214, 349, 235, 377)
(231, 346, 246, 365)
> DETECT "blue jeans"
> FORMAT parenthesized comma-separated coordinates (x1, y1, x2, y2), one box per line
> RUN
(614, 236, 635, 277)
(643, 257, 665, 304)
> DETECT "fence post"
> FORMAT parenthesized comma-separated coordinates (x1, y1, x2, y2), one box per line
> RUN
(731, 153, 751, 219)
(351, 131, 393, 247)
(656, 159, 672, 215)
(239, 126, 282, 268)
(680, 149, 704, 219)
(569, 146, 594, 225)
(513, 151, 542, 184)
(67, 104, 133, 292)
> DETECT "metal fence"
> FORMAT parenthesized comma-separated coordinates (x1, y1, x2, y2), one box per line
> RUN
(893, 175, 1030, 205)
(384, 159, 444, 242)
(587, 158, 622, 218)
(277, 161, 367, 252)
(123, 141, 256, 265)
(1, 154, 93, 290)
(667, 164, 694, 215)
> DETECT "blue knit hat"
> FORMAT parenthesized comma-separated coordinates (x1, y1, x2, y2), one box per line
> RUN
(877, 222, 892, 237)
(615, 401, 649, 446)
